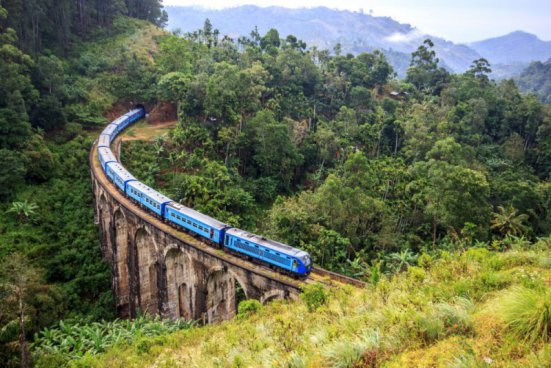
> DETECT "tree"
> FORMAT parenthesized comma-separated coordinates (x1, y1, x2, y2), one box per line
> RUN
(0, 254, 43, 368)
(408, 138, 491, 244)
(467, 58, 492, 86)
(491, 205, 529, 237)
(406, 39, 449, 95)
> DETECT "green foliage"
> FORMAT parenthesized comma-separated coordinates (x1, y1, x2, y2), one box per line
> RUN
(491, 205, 530, 237)
(498, 287, 551, 343)
(32, 315, 194, 364)
(300, 283, 328, 312)
(237, 300, 262, 319)
(6, 200, 38, 222)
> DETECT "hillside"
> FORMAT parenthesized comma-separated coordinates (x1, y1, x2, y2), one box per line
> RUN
(516, 59, 551, 103)
(59, 241, 551, 367)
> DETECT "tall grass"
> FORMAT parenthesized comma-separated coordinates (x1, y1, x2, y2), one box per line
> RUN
(498, 286, 551, 343)
(323, 330, 381, 368)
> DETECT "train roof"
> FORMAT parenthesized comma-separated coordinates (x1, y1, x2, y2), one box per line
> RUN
(127, 181, 172, 204)
(166, 202, 228, 230)
(102, 123, 117, 136)
(111, 116, 127, 126)
(98, 134, 111, 148)
(226, 228, 309, 258)
(98, 147, 117, 163)
(106, 162, 136, 182)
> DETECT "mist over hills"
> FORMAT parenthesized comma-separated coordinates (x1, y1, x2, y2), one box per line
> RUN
(166, 5, 551, 78)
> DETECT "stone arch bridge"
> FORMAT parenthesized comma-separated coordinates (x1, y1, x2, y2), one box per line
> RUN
(91, 146, 310, 323)
(90, 137, 364, 323)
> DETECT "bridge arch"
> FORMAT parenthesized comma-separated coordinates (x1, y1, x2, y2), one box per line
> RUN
(203, 266, 248, 323)
(260, 289, 287, 305)
(135, 227, 159, 315)
(164, 245, 193, 320)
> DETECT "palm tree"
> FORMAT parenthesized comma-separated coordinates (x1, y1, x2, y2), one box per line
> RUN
(491, 205, 529, 237)
(6, 201, 38, 223)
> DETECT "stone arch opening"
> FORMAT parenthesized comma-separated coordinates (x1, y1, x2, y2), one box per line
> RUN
(260, 289, 287, 305)
(113, 209, 130, 316)
(204, 268, 248, 323)
(135, 228, 159, 316)
(164, 246, 192, 320)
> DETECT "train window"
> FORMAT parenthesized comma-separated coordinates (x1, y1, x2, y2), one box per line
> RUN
(193, 223, 197, 228)
(225, 235, 229, 243)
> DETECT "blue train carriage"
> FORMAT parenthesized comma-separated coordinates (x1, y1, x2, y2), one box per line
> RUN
(224, 229, 313, 276)
(98, 147, 117, 171)
(110, 116, 129, 135)
(102, 123, 117, 142)
(126, 181, 172, 217)
(105, 162, 136, 192)
(164, 202, 229, 245)
(98, 134, 111, 148)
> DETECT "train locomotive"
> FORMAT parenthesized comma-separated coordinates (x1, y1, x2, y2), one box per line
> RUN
(97, 108, 312, 277)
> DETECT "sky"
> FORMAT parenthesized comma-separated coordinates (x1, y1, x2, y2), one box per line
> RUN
(162, 0, 551, 43)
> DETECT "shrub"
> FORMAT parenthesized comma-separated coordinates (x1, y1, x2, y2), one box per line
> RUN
(417, 253, 433, 269)
(498, 287, 551, 343)
(301, 283, 328, 312)
(237, 300, 262, 319)
(407, 266, 427, 283)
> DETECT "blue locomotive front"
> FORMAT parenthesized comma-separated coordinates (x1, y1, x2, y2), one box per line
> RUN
(224, 228, 312, 276)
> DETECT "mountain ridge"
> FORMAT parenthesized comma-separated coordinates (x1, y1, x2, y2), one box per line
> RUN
(166, 5, 551, 78)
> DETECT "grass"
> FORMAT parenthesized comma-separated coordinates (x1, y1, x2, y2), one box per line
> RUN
(34, 241, 551, 367)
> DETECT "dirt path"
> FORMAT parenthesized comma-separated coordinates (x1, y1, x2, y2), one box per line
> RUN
(119, 120, 177, 142)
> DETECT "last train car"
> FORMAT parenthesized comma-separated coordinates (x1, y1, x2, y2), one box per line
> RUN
(224, 229, 312, 276)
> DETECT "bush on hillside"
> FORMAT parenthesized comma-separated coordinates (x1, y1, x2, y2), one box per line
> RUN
(498, 287, 551, 343)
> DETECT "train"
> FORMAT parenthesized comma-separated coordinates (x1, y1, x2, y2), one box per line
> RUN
(97, 107, 312, 277)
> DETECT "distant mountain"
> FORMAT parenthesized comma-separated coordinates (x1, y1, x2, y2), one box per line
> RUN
(165, 6, 550, 79)
(470, 31, 551, 64)
(166, 5, 483, 76)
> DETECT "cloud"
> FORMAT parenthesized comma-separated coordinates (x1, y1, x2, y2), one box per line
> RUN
(385, 29, 423, 43)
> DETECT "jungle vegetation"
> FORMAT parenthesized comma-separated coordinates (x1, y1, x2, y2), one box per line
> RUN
(0, 2, 550, 367)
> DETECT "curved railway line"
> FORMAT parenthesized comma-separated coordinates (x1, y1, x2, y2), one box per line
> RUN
(91, 111, 365, 299)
